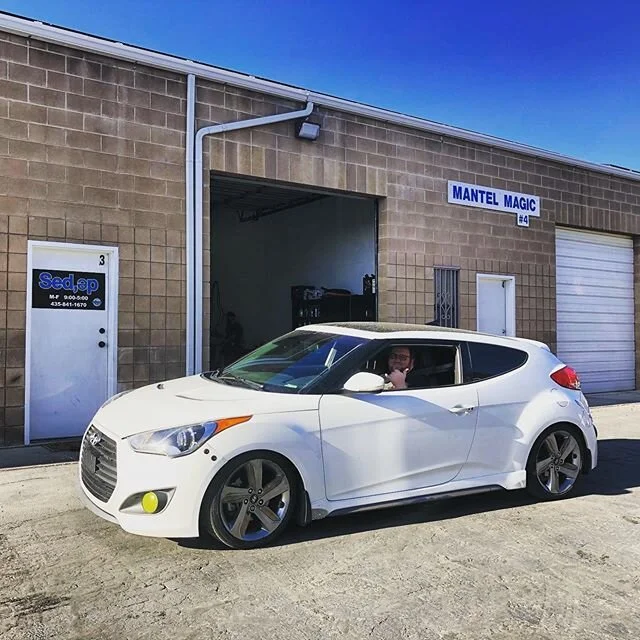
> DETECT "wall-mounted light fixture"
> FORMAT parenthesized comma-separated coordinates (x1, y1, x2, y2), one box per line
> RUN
(295, 120, 321, 141)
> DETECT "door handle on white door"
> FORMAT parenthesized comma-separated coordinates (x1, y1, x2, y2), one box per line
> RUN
(449, 404, 476, 415)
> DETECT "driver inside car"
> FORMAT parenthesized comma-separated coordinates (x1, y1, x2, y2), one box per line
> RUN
(383, 346, 415, 390)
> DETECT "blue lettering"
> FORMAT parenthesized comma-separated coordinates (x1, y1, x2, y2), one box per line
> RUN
(529, 198, 536, 212)
(62, 275, 74, 292)
(463, 187, 471, 201)
(470, 189, 478, 203)
(452, 185, 463, 200)
(86, 279, 99, 295)
(36, 272, 100, 295)
(488, 192, 496, 205)
(504, 194, 513, 208)
(519, 197, 527, 209)
(38, 272, 53, 289)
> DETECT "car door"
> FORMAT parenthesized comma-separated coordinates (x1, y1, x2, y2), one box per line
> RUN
(456, 340, 532, 480)
(318, 341, 479, 501)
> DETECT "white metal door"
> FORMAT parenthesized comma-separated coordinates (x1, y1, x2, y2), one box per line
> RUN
(556, 228, 635, 392)
(477, 275, 515, 336)
(26, 242, 118, 442)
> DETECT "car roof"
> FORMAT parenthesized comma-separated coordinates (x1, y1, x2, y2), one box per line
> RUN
(298, 322, 548, 352)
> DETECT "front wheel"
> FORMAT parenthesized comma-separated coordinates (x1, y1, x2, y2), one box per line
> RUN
(200, 451, 297, 549)
(526, 426, 585, 500)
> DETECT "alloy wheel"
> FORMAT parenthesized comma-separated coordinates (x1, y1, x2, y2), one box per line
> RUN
(535, 430, 582, 495)
(218, 458, 291, 542)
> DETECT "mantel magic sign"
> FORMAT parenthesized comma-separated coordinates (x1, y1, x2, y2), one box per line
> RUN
(447, 181, 540, 217)
(32, 269, 106, 310)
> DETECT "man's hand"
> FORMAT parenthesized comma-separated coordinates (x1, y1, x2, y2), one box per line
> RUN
(385, 368, 409, 389)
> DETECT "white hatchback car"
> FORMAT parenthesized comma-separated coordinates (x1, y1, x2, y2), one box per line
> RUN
(79, 322, 597, 549)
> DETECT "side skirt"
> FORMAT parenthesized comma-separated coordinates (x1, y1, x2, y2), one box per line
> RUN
(314, 485, 504, 520)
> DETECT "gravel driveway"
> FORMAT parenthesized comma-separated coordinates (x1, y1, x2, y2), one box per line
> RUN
(1, 401, 639, 640)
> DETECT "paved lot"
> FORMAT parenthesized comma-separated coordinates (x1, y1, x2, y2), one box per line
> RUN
(1, 401, 639, 640)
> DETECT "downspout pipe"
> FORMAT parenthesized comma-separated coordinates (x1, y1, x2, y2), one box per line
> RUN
(192, 100, 314, 374)
(185, 74, 196, 375)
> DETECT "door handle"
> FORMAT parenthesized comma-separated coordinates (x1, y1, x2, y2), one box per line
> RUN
(449, 404, 475, 415)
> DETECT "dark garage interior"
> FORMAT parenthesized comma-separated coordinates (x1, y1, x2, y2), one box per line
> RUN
(209, 174, 378, 367)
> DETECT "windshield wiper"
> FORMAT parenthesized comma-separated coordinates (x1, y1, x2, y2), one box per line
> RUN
(216, 374, 263, 391)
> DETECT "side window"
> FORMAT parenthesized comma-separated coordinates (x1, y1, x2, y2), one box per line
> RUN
(407, 345, 458, 388)
(467, 342, 528, 381)
(357, 343, 460, 390)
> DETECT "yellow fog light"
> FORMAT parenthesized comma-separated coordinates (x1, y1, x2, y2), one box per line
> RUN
(141, 491, 159, 514)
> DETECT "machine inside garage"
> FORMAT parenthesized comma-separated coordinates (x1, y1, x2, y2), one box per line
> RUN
(209, 174, 377, 367)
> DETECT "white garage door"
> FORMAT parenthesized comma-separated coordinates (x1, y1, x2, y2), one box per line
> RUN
(556, 227, 635, 393)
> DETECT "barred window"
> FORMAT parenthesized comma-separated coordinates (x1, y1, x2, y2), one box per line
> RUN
(434, 267, 459, 328)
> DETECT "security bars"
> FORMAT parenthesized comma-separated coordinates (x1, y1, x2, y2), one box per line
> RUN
(434, 267, 459, 328)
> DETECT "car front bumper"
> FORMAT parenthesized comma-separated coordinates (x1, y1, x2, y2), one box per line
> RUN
(78, 421, 223, 538)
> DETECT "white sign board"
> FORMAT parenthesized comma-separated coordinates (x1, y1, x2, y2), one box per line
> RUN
(448, 181, 540, 217)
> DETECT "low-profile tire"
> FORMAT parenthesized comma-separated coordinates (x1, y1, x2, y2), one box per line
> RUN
(200, 451, 298, 550)
(526, 424, 585, 500)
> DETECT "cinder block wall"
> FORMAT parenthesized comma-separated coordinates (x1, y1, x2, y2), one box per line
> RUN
(635, 237, 640, 388)
(196, 82, 640, 366)
(2, 31, 640, 444)
(0, 34, 187, 444)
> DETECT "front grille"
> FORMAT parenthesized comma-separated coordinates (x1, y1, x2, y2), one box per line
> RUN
(81, 425, 117, 502)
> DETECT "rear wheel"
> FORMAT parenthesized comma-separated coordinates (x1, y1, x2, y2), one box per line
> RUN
(526, 426, 584, 500)
(201, 451, 297, 549)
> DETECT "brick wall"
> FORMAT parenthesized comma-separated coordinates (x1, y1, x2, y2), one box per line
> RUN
(0, 34, 187, 444)
(635, 237, 640, 388)
(195, 83, 640, 362)
(1, 32, 640, 444)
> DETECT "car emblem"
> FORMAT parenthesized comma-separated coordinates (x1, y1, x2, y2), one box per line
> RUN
(88, 430, 102, 447)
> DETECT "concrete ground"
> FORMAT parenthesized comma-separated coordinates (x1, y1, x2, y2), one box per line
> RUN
(1, 399, 639, 640)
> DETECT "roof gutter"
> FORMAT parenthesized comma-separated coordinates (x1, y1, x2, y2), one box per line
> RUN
(1, 11, 639, 183)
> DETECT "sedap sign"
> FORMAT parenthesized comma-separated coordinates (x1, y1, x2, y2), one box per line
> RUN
(447, 181, 540, 217)
(32, 269, 105, 311)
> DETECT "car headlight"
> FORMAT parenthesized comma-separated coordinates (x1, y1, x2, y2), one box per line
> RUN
(128, 422, 216, 458)
(100, 389, 133, 410)
(127, 416, 251, 458)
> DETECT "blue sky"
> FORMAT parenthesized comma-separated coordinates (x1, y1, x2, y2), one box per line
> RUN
(3, 0, 639, 169)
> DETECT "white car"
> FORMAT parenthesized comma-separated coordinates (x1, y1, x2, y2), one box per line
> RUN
(79, 322, 598, 549)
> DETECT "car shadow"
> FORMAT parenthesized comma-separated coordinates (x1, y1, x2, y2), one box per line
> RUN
(176, 438, 640, 551)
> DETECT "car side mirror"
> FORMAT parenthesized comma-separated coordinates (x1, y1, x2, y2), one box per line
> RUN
(342, 372, 385, 393)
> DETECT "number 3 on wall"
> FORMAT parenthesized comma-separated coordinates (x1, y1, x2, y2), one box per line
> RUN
(99, 255, 105, 266)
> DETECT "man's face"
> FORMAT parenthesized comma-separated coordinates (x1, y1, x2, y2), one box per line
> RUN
(388, 347, 413, 372)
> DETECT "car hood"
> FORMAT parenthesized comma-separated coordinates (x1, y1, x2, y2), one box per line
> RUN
(92, 374, 320, 439)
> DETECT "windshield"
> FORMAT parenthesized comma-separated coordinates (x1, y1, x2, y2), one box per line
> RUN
(204, 330, 368, 393)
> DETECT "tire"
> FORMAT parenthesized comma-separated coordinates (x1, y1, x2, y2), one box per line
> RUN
(200, 451, 298, 550)
(526, 424, 585, 500)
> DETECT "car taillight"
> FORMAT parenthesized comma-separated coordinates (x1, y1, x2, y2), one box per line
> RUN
(551, 366, 581, 390)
